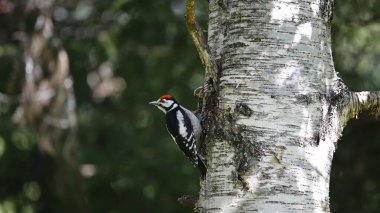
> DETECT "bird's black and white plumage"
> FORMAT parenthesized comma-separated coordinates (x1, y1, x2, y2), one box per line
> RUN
(149, 94, 207, 179)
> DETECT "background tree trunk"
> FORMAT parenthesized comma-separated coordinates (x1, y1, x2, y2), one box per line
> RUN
(197, 0, 380, 212)
(2, 2, 87, 212)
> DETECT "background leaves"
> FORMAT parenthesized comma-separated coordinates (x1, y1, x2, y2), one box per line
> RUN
(0, 0, 378, 212)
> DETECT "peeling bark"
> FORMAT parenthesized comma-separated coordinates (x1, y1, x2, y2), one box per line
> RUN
(188, 0, 380, 212)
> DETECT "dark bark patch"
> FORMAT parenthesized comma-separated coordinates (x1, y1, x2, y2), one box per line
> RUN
(237, 174, 249, 191)
(198, 84, 219, 158)
(318, 80, 349, 147)
(210, 110, 260, 176)
(313, 132, 320, 146)
(200, 86, 260, 183)
(225, 42, 249, 49)
(217, 0, 228, 11)
(234, 103, 253, 117)
(319, 0, 335, 22)
(295, 94, 313, 105)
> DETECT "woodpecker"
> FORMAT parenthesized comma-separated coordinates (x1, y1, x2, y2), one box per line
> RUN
(149, 94, 207, 179)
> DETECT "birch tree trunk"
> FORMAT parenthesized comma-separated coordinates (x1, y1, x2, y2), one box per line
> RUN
(194, 0, 380, 212)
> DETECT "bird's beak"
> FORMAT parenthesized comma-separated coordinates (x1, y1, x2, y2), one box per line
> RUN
(149, 100, 159, 106)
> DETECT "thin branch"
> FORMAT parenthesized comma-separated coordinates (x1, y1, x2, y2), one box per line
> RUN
(354, 91, 380, 114)
(177, 195, 198, 208)
(185, 0, 218, 90)
(341, 91, 380, 124)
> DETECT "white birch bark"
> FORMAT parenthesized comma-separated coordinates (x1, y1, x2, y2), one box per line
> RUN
(196, 0, 380, 212)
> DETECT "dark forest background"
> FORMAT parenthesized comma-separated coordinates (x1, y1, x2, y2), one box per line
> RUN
(0, 0, 379, 212)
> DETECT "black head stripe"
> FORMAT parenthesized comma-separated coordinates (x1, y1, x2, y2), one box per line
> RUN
(166, 102, 178, 111)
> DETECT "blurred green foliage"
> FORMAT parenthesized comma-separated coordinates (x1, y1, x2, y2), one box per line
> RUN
(0, 0, 378, 212)
(332, 0, 380, 90)
(331, 0, 380, 212)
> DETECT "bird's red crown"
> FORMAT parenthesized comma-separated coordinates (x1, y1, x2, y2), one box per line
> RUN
(159, 94, 173, 100)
